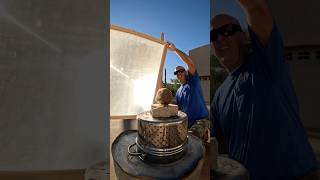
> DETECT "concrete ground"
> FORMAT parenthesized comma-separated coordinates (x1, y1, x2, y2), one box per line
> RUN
(0, 170, 85, 180)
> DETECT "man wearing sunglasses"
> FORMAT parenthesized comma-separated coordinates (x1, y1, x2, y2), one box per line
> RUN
(167, 42, 209, 130)
(210, 0, 318, 179)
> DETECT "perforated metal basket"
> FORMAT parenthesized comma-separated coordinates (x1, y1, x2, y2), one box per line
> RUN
(128, 111, 188, 163)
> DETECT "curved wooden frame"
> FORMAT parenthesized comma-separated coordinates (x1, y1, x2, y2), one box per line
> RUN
(111, 25, 166, 45)
(110, 24, 167, 120)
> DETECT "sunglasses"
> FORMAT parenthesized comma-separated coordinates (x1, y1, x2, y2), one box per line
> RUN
(174, 69, 185, 75)
(210, 24, 243, 42)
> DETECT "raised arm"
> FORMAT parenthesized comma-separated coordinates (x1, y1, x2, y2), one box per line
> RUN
(237, 0, 273, 45)
(167, 42, 196, 75)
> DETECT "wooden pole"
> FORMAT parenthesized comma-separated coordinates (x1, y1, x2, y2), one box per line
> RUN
(165, 68, 167, 86)
(153, 32, 167, 103)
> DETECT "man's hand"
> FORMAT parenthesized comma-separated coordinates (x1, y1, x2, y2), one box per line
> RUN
(237, 0, 273, 45)
(166, 42, 177, 52)
(166, 41, 196, 75)
(189, 119, 211, 143)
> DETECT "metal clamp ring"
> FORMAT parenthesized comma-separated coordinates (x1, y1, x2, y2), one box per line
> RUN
(128, 142, 143, 156)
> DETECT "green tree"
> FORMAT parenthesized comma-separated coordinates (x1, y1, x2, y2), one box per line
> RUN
(164, 78, 181, 97)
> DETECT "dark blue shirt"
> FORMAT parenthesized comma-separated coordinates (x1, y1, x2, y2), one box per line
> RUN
(211, 24, 317, 179)
(176, 71, 209, 127)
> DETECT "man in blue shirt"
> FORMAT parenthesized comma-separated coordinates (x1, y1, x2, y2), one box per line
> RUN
(211, 0, 318, 179)
(167, 42, 209, 128)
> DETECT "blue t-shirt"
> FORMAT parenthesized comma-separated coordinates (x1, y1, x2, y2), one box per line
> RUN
(176, 71, 209, 127)
(211, 24, 317, 179)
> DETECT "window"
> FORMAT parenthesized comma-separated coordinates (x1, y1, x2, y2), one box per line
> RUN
(199, 76, 210, 81)
(298, 51, 310, 60)
(285, 52, 292, 61)
(316, 51, 320, 59)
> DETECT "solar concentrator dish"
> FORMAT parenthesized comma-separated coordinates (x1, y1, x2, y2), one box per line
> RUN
(110, 25, 166, 118)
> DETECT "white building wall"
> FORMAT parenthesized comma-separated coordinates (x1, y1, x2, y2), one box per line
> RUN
(268, 0, 320, 130)
(268, 0, 320, 47)
(189, 44, 210, 104)
(286, 47, 320, 130)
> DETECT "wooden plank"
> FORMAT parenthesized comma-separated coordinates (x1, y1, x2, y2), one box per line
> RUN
(110, 115, 137, 120)
(154, 36, 168, 103)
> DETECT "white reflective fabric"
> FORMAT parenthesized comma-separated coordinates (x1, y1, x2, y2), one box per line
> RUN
(110, 28, 165, 116)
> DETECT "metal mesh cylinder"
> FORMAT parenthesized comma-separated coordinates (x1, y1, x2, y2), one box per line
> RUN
(135, 111, 188, 163)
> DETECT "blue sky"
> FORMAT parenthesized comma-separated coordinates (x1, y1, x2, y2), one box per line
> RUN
(110, 0, 210, 81)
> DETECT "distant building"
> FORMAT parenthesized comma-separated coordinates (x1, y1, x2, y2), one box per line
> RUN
(283, 46, 320, 131)
(268, 0, 320, 131)
(189, 44, 210, 104)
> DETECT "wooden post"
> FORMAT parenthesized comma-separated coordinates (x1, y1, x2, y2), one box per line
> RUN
(153, 32, 167, 103)
(165, 68, 167, 86)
